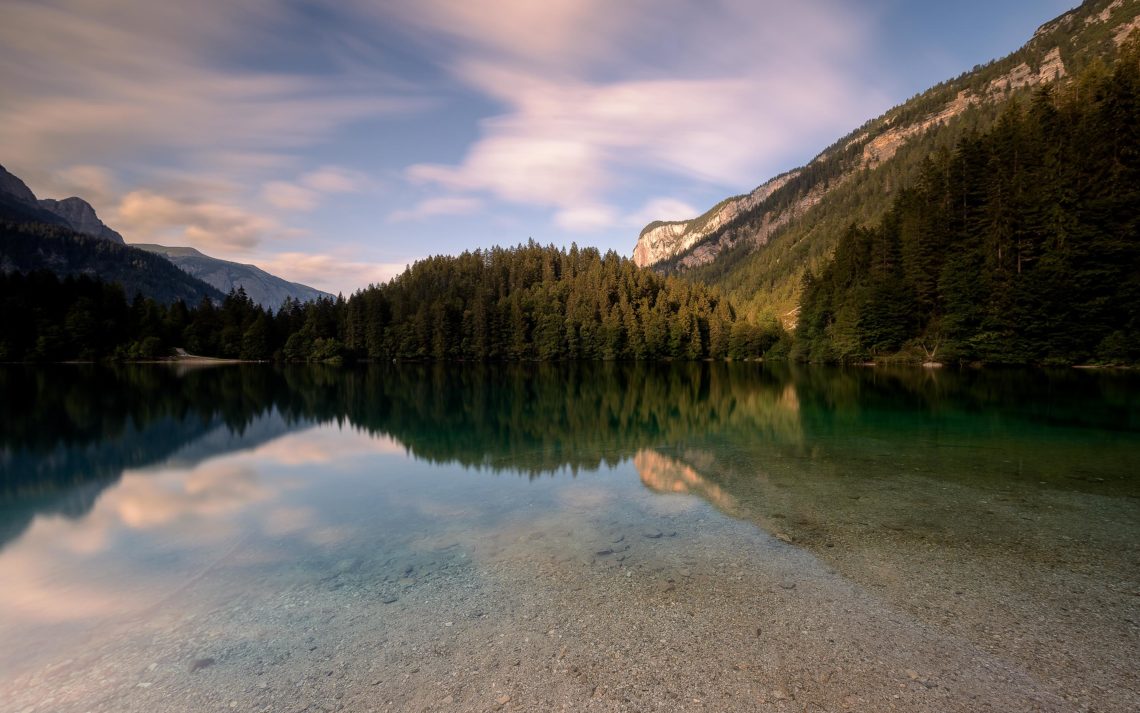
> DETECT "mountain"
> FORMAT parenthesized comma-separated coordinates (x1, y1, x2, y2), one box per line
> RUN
(134, 243, 332, 310)
(0, 164, 124, 243)
(0, 166, 73, 228)
(1, 165, 222, 304)
(0, 163, 327, 309)
(0, 221, 225, 305)
(36, 197, 125, 244)
(633, 0, 1140, 321)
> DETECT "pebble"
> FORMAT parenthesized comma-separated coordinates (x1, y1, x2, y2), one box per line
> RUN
(644, 530, 663, 539)
(775, 532, 793, 544)
(496, 693, 511, 705)
(382, 596, 398, 604)
(779, 581, 796, 590)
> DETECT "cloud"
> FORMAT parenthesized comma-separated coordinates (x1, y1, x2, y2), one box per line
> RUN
(301, 166, 368, 193)
(0, 1, 434, 276)
(261, 166, 371, 212)
(114, 190, 279, 251)
(0, 1, 425, 171)
(40, 165, 119, 206)
(261, 181, 321, 212)
(392, 0, 882, 232)
(625, 197, 700, 227)
(258, 252, 408, 293)
(388, 196, 483, 223)
(554, 205, 619, 232)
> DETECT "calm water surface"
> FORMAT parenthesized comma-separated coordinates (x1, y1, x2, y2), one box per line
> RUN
(1, 364, 1137, 712)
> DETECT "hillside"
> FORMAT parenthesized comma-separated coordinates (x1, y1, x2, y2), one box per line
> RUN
(795, 47, 1140, 365)
(633, 0, 1140, 322)
(134, 243, 331, 310)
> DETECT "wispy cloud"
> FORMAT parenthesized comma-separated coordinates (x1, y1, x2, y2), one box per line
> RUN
(261, 166, 372, 212)
(0, 0, 425, 259)
(388, 196, 483, 223)
(261, 182, 321, 212)
(114, 190, 280, 252)
(258, 252, 408, 293)
(625, 198, 701, 227)
(389, 0, 882, 231)
(0, 1, 424, 170)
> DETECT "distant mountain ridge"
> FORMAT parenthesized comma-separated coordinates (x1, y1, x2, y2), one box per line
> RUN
(633, 0, 1140, 320)
(0, 163, 223, 304)
(134, 243, 332, 310)
(0, 163, 331, 309)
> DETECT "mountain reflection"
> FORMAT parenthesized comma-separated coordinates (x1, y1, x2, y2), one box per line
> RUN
(2, 362, 1138, 552)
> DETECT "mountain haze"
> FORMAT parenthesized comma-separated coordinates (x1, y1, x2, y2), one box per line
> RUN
(634, 0, 1140, 321)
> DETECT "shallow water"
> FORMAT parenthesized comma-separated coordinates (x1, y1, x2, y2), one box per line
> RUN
(1, 363, 1138, 712)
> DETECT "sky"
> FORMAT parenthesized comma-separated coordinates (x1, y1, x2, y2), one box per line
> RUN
(0, 0, 1076, 295)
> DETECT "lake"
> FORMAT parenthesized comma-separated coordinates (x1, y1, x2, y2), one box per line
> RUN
(1, 363, 1137, 712)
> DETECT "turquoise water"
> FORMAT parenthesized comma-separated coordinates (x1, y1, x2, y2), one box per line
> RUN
(1, 364, 1137, 712)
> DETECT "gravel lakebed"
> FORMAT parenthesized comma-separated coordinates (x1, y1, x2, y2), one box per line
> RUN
(3, 432, 1138, 713)
(6, 484, 1131, 713)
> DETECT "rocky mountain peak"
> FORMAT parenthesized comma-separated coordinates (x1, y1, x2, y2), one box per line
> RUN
(0, 164, 38, 204)
(0, 164, 125, 244)
(37, 197, 125, 244)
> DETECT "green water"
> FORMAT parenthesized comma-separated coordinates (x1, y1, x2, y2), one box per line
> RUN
(1, 363, 1137, 712)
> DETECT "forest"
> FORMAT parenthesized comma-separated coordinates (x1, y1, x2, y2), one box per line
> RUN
(795, 43, 1140, 365)
(0, 242, 782, 363)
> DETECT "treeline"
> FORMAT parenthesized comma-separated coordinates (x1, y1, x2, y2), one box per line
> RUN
(337, 242, 780, 361)
(796, 43, 1140, 365)
(0, 243, 784, 362)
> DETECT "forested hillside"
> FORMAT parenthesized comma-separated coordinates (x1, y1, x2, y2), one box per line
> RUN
(795, 42, 1140, 364)
(652, 0, 1140, 324)
(1, 243, 778, 362)
(339, 242, 773, 361)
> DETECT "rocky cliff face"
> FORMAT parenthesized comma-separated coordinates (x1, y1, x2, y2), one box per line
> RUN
(632, 171, 798, 268)
(631, 0, 1137, 274)
(37, 197, 125, 244)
